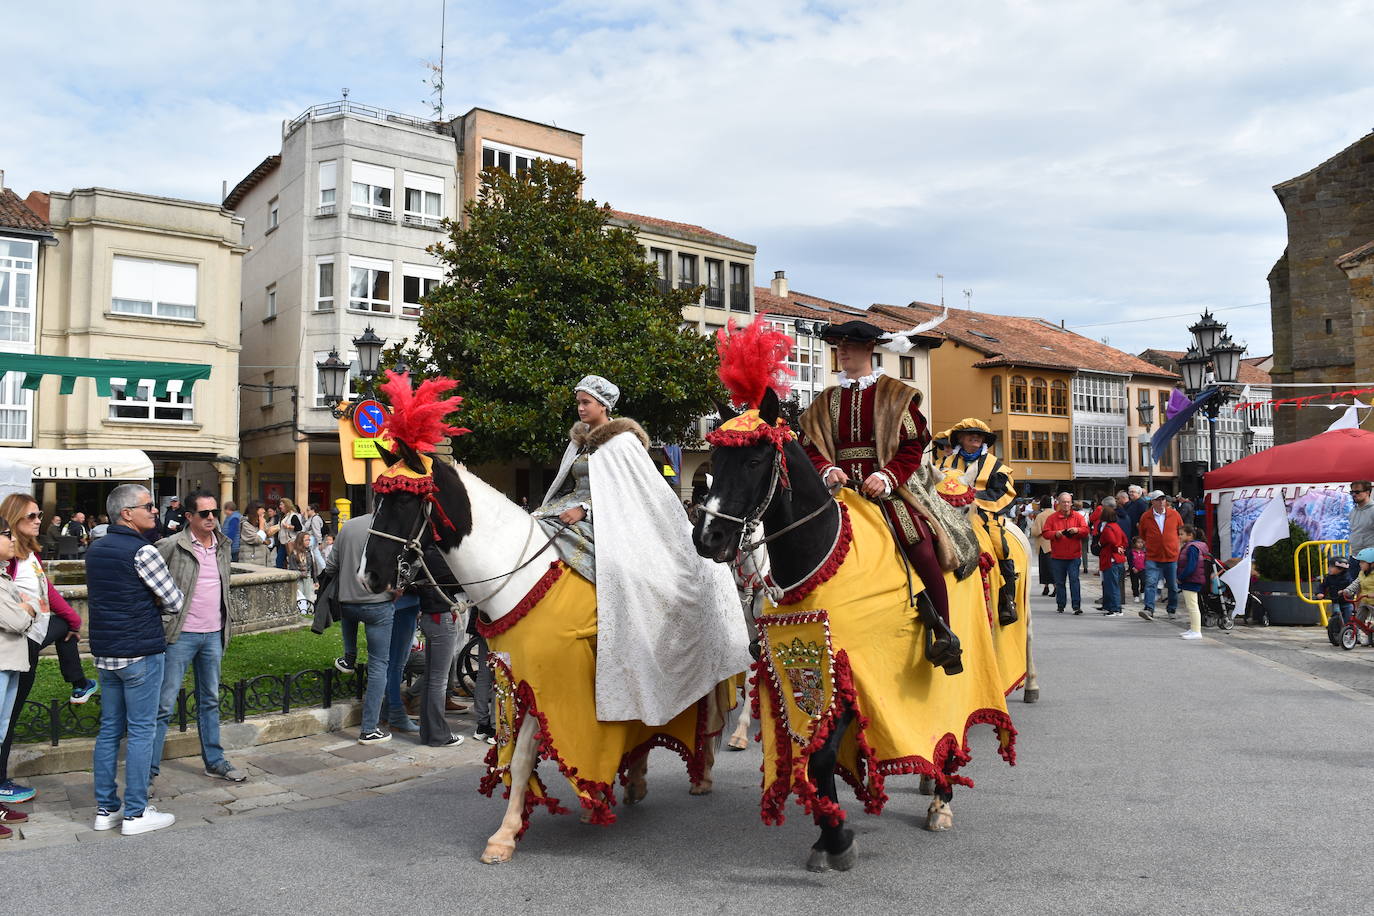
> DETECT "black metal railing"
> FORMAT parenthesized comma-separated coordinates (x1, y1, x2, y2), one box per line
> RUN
(13, 667, 366, 747)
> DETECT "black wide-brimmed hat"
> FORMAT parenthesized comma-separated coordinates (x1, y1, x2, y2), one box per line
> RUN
(820, 320, 890, 345)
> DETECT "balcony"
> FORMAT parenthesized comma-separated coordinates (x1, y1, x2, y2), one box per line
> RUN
(402, 213, 445, 231)
(285, 100, 450, 138)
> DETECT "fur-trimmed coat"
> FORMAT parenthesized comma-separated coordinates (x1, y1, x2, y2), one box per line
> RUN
(544, 418, 651, 504)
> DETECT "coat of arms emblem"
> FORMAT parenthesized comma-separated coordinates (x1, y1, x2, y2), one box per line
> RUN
(772, 636, 827, 719)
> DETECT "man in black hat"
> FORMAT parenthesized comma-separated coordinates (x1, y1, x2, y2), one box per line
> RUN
(798, 320, 962, 674)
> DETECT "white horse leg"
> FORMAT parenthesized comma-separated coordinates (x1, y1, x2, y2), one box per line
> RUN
(690, 689, 721, 795)
(1023, 604, 1040, 704)
(480, 715, 539, 864)
(727, 692, 750, 750)
(925, 797, 954, 831)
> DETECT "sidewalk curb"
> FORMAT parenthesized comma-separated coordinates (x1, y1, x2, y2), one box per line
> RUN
(12, 701, 363, 778)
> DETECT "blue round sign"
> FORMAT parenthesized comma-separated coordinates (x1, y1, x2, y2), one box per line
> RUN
(353, 399, 388, 438)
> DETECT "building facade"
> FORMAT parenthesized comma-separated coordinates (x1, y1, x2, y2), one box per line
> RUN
(0, 176, 54, 448)
(1268, 130, 1374, 444)
(37, 186, 246, 511)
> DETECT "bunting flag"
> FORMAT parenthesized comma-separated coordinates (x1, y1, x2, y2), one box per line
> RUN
(1234, 385, 1374, 410)
(1325, 404, 1365, 432)
(1164, 387, 1191, 421)
(1219, 496, 1291, 618)
(1150, 386, 1220, 466)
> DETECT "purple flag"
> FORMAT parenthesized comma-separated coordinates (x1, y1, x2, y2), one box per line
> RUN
(1165, 387, 1191, 421)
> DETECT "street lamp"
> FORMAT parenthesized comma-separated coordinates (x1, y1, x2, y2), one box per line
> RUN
(1178, 347, 1209, 394)
(1189, 310, 1226, 357)
(1137, 400, 1156, 495)
(1178, 313, 1247, 495)
(353, 326, 385, 379)
(316, 327, 389, 420)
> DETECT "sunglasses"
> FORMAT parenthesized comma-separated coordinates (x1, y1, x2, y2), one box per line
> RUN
(23, 512, 42, 521)
(0, 529, 11, 539)
(1354, 490, 1370, 496)
(194, 508, 218, 519)
(124, 502, 157, 514)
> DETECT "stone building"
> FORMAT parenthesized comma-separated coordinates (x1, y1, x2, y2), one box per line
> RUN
(1268, 130, 1374, 444)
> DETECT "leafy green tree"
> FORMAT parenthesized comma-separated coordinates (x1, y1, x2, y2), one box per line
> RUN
(404, 160, 721, 465)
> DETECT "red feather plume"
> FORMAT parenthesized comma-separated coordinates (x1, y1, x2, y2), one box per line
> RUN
(715, 316, 795, 408)
(379, 370, 470, 453)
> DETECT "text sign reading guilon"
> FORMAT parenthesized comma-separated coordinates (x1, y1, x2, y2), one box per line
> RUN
(352, 399, 388, 438)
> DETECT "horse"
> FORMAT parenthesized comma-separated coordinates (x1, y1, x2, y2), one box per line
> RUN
(361, 441, 735, 864)
(693, 390, 1018, 871)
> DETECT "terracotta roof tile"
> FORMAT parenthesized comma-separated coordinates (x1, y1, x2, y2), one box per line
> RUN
(870, 302, 1179, 380)
(608, 209, 750, 247)
(0, 187, 50, 232)
(754, 288, 944, 342)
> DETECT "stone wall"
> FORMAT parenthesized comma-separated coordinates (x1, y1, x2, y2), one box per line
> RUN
(54, 563, 304, 648)
(1269, 130, 1374, 444)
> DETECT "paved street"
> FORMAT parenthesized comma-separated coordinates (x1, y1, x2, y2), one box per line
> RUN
(14, 590, 1374, 914)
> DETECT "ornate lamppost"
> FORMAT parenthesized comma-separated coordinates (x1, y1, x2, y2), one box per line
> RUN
(316, 327, 388, 511)
(1137, 400, 1156, 494)
(1177, 310, 1247, 496)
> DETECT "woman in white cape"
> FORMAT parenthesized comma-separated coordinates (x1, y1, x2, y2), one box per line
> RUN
(534, 375, 750, 726)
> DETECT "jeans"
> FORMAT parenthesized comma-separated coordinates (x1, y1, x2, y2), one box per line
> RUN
(413, 612, 458, 745)
(340, 601, 393, 732)
(152, 631, 227, 777)
(1144, 560, 1179, 614)
(94, 655, 165, 818)
(1050, 556, 1081, 610)
(386, 596, 421, 722)
(0, 615, 89, 782)
(341, 616, 358, 663)
(0, 670, 20, 744)
(1101, 563, 1124, 613)
(471, 634, 492, 731)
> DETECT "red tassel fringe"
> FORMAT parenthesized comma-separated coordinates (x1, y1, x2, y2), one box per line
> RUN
(475, 562, 564, 638)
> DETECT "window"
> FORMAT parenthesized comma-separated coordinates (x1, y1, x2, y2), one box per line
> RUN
(899, 356, 915, 380)
(1138, 442, 1152, 471)
(480, 141, 576, 177)
(1072, 374, 1127, 414)
(401, 263, 441, 318)
(263, 371, 275, 407)
(650, 249, 671, 294)
(1032, 430, 1050, 460)
(1159, 441, 1174, 470)
(316, 258, 334, 311)
(991, 375, 1002, 413)
(678, 253, 698, 292)
(350, 162, 394, 219)
(0, 238, 36, 344)
(314, 349, 361, 408)
(871, 352, 883, 369)
(1010, 375, 1028, 413)
(704, 259, 724, 308)
(403, 171, 444, 228)
(265, 284, 277, 319)
(267, 197, 279, 231)
(729, 263, 750, 312)
(830, 348, 839, 373)
(108, 378, 193, 423)
(318, 161, 337, 214)
(1031, 378, 1049, 414)
(0, 371, 32, 441)
(1011, 430, 1030, 461)
(1073, 424, 1128, 467)
(349, 257, 392, 313)
(111, 255, 198, 320)
(1052, 432, 1069, 461)
(1051, 380, 1068, 415)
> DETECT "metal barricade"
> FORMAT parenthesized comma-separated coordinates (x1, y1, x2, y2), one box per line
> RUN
(1295, 539, 1351, 626)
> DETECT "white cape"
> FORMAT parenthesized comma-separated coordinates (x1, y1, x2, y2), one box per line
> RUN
(545, 431, 752, 726)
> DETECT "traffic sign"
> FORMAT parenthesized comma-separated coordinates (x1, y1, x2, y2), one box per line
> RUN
(352, 399, 388, 438)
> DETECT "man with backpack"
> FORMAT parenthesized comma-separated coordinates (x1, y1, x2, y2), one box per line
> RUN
(1176, 524, 1212, 640)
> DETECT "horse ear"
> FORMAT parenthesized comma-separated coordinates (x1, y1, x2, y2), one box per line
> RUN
(758, 387, 780, 426)
(375, 442, 399, 467)
(713, 398, 738, 423)
(396, 441, 428, 475)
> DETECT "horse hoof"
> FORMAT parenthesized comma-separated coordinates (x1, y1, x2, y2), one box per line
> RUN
(580, 809, 594, 824)
(624, 782, 647, 806)
(805, 847, 830, 872)
(480, 843, 515, 864)
(689, 782, 713, 796)
(925, 800, 953, 832)
(918, 775, 934, 796)
(727, 736, 748, 750)
(828, 836, 858, 872)
(1023, 687, 1040, 704)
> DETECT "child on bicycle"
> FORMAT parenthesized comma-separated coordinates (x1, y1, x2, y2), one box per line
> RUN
(1318, 556, 1356, 625)
(1341, 548, 1374, 627)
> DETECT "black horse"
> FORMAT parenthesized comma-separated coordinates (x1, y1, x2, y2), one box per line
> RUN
(692, 389, 965, 871)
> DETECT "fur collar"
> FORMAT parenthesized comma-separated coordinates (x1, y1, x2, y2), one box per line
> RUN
(569, 417, 651, 450)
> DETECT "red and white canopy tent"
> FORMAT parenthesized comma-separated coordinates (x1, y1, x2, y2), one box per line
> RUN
(1202, 428, 1373, 556)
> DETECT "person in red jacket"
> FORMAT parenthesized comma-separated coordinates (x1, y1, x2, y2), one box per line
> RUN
(1096, 506, 1129, 616)
(1042, 492, 1089, 614)
(1136, 489, 1183, 621)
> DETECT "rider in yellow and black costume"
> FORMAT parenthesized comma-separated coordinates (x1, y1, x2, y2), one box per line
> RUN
(936, 418, 1019, 625)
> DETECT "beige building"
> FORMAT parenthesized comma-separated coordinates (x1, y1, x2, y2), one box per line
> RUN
(34, 187, 245, 512)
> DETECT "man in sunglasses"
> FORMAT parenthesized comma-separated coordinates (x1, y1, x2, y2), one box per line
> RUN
(150, 490, 247, 785)
(1349, 480, 1374, 557)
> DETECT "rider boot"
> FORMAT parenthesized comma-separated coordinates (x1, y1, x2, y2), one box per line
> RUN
(997, 558, 1019, 625)
(917, 591, 963, 676)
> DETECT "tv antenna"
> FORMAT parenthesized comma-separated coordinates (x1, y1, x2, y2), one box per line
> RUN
(962, 289, 972, 310)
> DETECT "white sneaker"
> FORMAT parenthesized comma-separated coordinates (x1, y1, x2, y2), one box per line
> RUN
(93, 805, 122, 831)
(121, 805, 175, 836)
(1180, 631, 1202, 640)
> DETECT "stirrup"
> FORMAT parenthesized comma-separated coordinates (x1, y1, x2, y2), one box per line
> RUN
(998, 592, 1019, 625)
(925, 627, 963, 676)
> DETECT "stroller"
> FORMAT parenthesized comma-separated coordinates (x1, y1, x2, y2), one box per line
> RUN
(1199, 555, 1237, 631)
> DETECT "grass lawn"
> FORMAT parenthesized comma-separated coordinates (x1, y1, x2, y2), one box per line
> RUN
(27, 625, 356, 708)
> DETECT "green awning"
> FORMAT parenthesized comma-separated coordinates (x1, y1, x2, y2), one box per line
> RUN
(0, 353, 212, 398)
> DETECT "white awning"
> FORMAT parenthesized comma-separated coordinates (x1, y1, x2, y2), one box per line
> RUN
(0, 448, 155, 481)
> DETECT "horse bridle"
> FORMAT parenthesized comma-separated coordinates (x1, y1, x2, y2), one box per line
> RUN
(698, 445, 838, 558)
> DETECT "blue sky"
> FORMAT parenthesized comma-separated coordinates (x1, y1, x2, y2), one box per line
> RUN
(9, 0, 1374, 356)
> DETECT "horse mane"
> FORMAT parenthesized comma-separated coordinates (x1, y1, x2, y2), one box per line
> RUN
(430, 457, 473, 550)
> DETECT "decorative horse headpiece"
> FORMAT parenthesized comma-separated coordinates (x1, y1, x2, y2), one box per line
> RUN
(373, 371, 470, 531)
(706, 317, 797, 489)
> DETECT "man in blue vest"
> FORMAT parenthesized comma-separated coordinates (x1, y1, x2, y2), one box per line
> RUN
(86, 484, 184, 837)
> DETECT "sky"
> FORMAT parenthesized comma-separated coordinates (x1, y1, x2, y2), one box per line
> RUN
(8, 0, 1374, 357)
